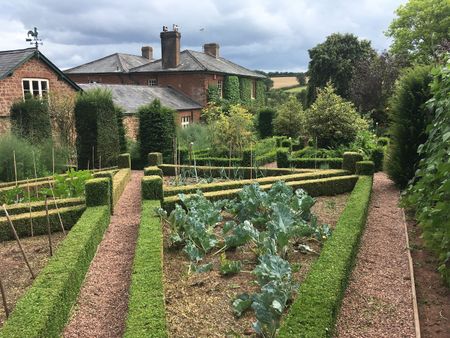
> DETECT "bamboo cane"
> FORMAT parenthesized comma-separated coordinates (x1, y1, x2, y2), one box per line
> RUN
(52, 147, 55, 175)
(32, 150, 38, 198)
(173, 137, 178, 179)
(47, 179, 65, 235)
(13, 151, 17, 187)
(250, 142, 253, 180)
(44, 197, 53, 257)
(0, 277, 9, 318)
(1, 204, 35, 279)
(26, 179, 34, 237)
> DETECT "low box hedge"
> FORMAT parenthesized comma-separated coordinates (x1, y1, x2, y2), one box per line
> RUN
(0, 197, 84, 217)
(118, 153, 131, 169)
(0, 205, 86, 242)
(278, 175, 373, 337)
(0, 205, 110, 338)
(289, 158, 343, 169)
(356, 161, 375, 175)
(276, 148, 289, 168)
(194, 157, 242, 167)
(148, 152, 163, 166)
(142, 176, 163, 201)
(144, 166, 163, 177)
(112, 169, 131, 208)
(85, 177, 111, 208)
(124, 200, 167, 337)
(255, 150, 277, 165)
(342, 152, 364, 174)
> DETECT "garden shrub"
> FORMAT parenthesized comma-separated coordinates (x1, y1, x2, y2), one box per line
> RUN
(118, 153, 131, 169)
(207, 85, 221, 104)
(239, 78, 252, 105)
(257, 108, 276, 138)
(343, 152, 364, 173)
(116, 106, 128, 153)
(142, 176, 163, 201)
(356, 161, 375, 175)
(85, 177, 110, 208)
(255, 80, 266, 106)
(281, 139, 292, 148)
(274, 96, 305, 139)
(10, 96, 51, 144)
(144, 166, 163, 177)
(385, 65, 433, 188)
(241, 149, 255, 167)
(138, 99, 176, 164)
(276, 148, 289, 168)
(371, 146, 385, 172)
(148, 152, 163, 166)
(223, 75, 240, 104)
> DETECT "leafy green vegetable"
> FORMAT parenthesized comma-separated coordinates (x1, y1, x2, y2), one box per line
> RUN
(219, 253, 242, 276)
(232, 293, 253, 317)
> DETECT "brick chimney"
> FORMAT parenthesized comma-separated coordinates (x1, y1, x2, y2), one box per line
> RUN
(141, 46, 153, 60)
(203, 43, 220, 58)
(160, 26, 181, 69)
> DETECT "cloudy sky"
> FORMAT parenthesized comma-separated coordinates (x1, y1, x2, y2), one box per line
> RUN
(0, 0, 406, 72)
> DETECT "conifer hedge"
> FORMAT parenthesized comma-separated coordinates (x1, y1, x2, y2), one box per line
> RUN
(257, 108, 276, 138)
(223, 75, 240, 103)
(116, 106, 127, 152)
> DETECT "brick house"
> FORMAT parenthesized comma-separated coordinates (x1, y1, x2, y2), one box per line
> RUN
(65, 27, 266, 125)
(0, 48, 80, 134)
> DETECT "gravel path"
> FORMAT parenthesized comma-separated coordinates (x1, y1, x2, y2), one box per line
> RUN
(64, 171, 143, 338)
(335, 172, 416, 338)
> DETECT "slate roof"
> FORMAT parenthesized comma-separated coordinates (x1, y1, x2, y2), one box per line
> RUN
(0, 47, 81, 90)
(130, 50, 265, 78)
(79, 83, 202, 114)
(65, 53, 152, 74)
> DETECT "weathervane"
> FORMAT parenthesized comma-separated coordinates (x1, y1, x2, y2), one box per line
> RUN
(26, 27, 42, 49)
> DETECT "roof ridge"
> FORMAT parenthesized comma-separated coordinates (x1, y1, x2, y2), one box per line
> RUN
(65, 52, 121, 72)
(0, 47, 36, 55)
(116, 54, 126, 72)
(184, 50, 207, 71)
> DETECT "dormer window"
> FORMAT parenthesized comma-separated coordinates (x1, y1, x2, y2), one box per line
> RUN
(22, 78, 49, 98)
(148, 79, 157, 86)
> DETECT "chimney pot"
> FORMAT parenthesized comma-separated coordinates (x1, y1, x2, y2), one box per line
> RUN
(160, 29, 181, 69)
(203, 43, 220, 58)
(141, 46, 153, 60)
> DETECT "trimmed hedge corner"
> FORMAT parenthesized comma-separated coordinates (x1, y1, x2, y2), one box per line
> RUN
(118, 153, 131, 169)
(142, 176, 163, 201)
(85, 177, 111, 208)
(0, 205, 110, 338)
(278, 175, 373, 338)
(276, 148, 289, 168)
(342, 152, 363, 173)
(124, 200, 167, 337)
(356, 161, 375, 175)
(144, 166, 163, 177)
(148, 152, 163, 166)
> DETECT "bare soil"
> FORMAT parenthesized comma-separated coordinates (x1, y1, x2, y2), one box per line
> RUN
(163, 193, 349, 338)
(0, 232, 65, 326)
(406, 213, 450, 338)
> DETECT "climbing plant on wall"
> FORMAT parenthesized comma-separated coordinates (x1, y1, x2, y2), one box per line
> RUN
(223, 75, 240, 104)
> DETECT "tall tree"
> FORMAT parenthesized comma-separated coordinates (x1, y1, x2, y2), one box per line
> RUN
(306, 33, 375, 105)
(273, 96, 305, 139)
(386, 0, 450, 64)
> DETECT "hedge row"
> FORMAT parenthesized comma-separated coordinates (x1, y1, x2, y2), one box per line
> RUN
(194, 157, 242, 167)
(0, 197, 84, 217)
(163, 175, 358, 212)
(164, 170, 348, 197)
(142, 176, 163, 201)
(278, 175, 373, 337)
(289, 158, 343, 169)
(0, 205, 86, 242)
(144, 166, 163, 177)
(123, 200, 167, 337)
(112, 168, 131, 208)
(0, 205, 110, 338)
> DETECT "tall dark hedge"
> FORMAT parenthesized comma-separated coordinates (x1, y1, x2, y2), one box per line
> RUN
(10, 96, 51, 143)
(385, 65, 433, 188)
(115, 106, 127, 152)
(75, 89, 120, 169)
(138, 99, 176, 163)
(239, 78, 252, 105)
(223, 75, 240, 104)
(257, 108, 276, 138)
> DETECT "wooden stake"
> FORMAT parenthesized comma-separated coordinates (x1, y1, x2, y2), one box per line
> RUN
(26, 179, 34, 237)
(173, 137, 178, 178)
(52, 147, 55, 175)
(2, 204, 35, 279)
(228, 142, 232, 178)
(47, 179, 65, 235)
(32, 150, 38, 181)
(13, 151, 18, 188)
(0, 277, 9, 318)
(44, 197, 53, 257)
(250, 142, 253, 180)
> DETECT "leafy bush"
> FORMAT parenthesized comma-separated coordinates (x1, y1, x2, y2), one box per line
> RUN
(177, 123, 212, 151)
(255, 80, 266, 106)
(257, 108, 276, 138)
(305, 83, 368, 148)
(274, 96, 305, 139)
(385, 65, 433, 188)
(223, 75, 240, 104)
(138, 99, 176, 163)
(240, 78, 252, 105)
(207, 84, 221, 104)
(10, 96, 51, 144)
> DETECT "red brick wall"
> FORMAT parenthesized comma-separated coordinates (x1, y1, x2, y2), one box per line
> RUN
(0, 57, 77, 134)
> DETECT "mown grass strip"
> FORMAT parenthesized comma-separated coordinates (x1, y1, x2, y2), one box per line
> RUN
(278, 175, 373, 338)
(124, 200, 167, 338)
(0, 205, 110, 338)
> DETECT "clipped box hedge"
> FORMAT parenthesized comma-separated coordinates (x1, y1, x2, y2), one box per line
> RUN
(0, 205, 110, 338)
(356, 161, 375, 175)
(276, 148, 289, 168)
(118, 153, 131, 169)
(112, 168, 131, 208)
(142, 176, 163, 201)
(85, 177, 111, 208)
(342, 152, 364, 174)
(124, 200, 167, 337)
(194, 157, 242, 167)
(148, 152, 163, 166)
(278, 175, 373, 338)
(144, 166, 163, 177)
(0, 197, 84, 217)
(289, 158, 343, 169)
(0, 205, 86, 241)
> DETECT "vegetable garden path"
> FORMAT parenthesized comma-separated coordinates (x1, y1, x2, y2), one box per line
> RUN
(335, 172, 416, 337)
(64, 171, 143, 338)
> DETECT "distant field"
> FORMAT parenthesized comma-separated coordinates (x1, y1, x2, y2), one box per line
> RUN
(284, 86, 307, 93)
(271, 76, 298, 89)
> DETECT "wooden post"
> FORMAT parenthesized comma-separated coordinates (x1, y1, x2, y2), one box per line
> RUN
(228, 142, 232, 178)
(173, 137, 178, 179)
(32, 150, 38, 180)
(48, 179, 65, 235)
(13, 151, 18, 187)
(0, 277, 9, 318)
(2, 204, 35, 279)
(250, 142, 253, 180)
(44, 197, 53, 257)
(52, 147, 55, 175)
(26, 179, 34, 237)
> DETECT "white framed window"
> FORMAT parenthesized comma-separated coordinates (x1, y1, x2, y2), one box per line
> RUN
(22, 78, 49, 98)
(217, 80, 223, 98)
(181, 116, 190, 128)
(148, 79, 157, 86)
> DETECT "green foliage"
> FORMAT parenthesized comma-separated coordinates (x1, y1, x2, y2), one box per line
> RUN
(371, 146, 385, 172)
(10, 96, 51, 144)
(85, 177, 110, 207)
(276, 149, 289, 168)
(207, 84, 221, 104)
(0, 206, 110, 337)
(289, 158, 343, 170)
(219, 253, 242, 275)
(343, 152, 364, 174)
(118, 153, 131, 169)
(257, 108, 276, 138)
(355, 161, 375, 175)
(307, 33, 375, 104)
(116, 106, 128, 153)
(75, 88, 120, 169)
(148, 152, 163, 166)
(177, 123, 212, 151)
(240, 78, 252, 105)
(223, 75, 240, 104)
(274, 96, 305, 138)
(142, 175, 163, 201)
(138, 99, 176, 163)
(385, 65, 433, 188)
(53, 169, 93, 198)
(124, 200, 167, 337)
(305, 84, 368, 148)
(403, 58, 450, 286)
(386, 0, 450, 64)
(255, 80, 266, 106)
(144, 166, 163, 177)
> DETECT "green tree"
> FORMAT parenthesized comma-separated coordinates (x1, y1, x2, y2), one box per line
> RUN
(385, 65, 433, 188)
(305, 83, 368, 148)
(273, 96, 304, 139)
(386, 0, 450, 64)
(306, 33, 375, 105)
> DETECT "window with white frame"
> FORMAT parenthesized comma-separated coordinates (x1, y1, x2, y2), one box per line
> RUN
(181, 116, 190, 128)
(22, 79, 49, 98)
(217, 80, 223, 98)
(148, 79, 157, 86)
